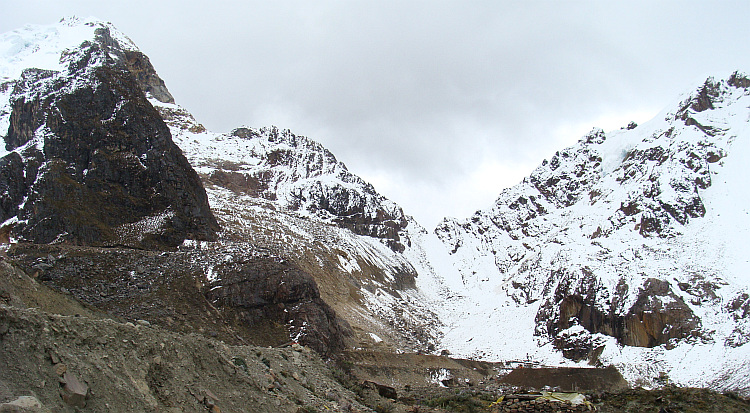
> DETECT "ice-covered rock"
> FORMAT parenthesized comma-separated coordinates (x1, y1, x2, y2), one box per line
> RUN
(434, 71, 750, 394)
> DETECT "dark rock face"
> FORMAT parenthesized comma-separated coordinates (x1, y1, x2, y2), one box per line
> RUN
(537, 274, 701, 351)
(728, 71, 750, 88)
(725, 293, 750, 348)
(0, 152, 25, 223)
(8, 243, 352, 356)
(123, 50, 175, 104)
(0, 33, 217, 248)
(205, 257, 352, 356)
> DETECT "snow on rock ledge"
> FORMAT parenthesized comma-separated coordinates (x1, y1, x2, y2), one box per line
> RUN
(171, 124, 410, 252)
(434, 72, 750, 394)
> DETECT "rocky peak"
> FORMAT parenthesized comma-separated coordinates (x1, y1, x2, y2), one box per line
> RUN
(0, 18, 217, 248)
(84, 22, 175, 104)
(173, 124, 410, 251)
(433, 72, 750, 387)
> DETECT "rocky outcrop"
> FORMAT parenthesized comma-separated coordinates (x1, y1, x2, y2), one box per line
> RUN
(543, 277, 701, 351)
(435, 72, 750, 364)
(204, 256, 353, 356)
(189, 126, 409, 251)
(0, 26, 217, 248)
(7, 242, 353, 357)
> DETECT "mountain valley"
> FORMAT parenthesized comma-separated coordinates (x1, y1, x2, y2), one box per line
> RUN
(1, 17, 749, 412)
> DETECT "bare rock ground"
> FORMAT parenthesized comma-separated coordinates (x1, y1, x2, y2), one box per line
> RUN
(0, 258, 369, 412)
(2, 255, 749, 413)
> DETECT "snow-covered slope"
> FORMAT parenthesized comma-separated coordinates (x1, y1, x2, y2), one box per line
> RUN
(3, 17, 750, 395)
(151, 87, 442, 352)
(433, 72, 750, 393)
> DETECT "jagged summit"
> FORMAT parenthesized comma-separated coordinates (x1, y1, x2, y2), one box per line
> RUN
(2, 17, 749, 397)
(0, 17, 215, 248)
(433, 71, 750, 393)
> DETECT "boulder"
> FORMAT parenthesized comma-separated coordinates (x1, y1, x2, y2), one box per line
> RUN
(362, 381, 397, 399)
(60, 371, 89, 408)
(205, 257, 352, 356)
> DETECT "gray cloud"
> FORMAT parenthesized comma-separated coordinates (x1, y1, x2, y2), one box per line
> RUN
(3, 1, 750, 227)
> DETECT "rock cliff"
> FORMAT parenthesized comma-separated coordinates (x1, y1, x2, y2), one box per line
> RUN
(0, 18, 217, 249)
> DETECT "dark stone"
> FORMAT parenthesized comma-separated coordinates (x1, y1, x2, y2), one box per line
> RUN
(638, 211, 664, 237)
(61, 371, 90, 408)
(205, 257, 352, 356)
(684, 79, 721, 113)
(1, 40, 218, 249)
(727, 71, 750, 89)
(727, 293, 750, 320)
(362, 381, 397, 399)
(619, 201, 640, 217)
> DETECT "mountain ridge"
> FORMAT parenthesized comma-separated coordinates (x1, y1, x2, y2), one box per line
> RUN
(1, 17, 749, 397)
(433, 71, 750, 392)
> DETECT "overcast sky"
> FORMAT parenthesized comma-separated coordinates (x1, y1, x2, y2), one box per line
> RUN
(3, 1, 750, 229)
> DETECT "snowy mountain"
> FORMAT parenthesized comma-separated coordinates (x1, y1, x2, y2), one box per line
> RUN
(1, 17, 749, 396)
(0, 17, 440, 354)
(433, 72, 750, 393)
(0, 16, 217, 248)
(166, 117, 410, 251)
(153, 97, 443, 353)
